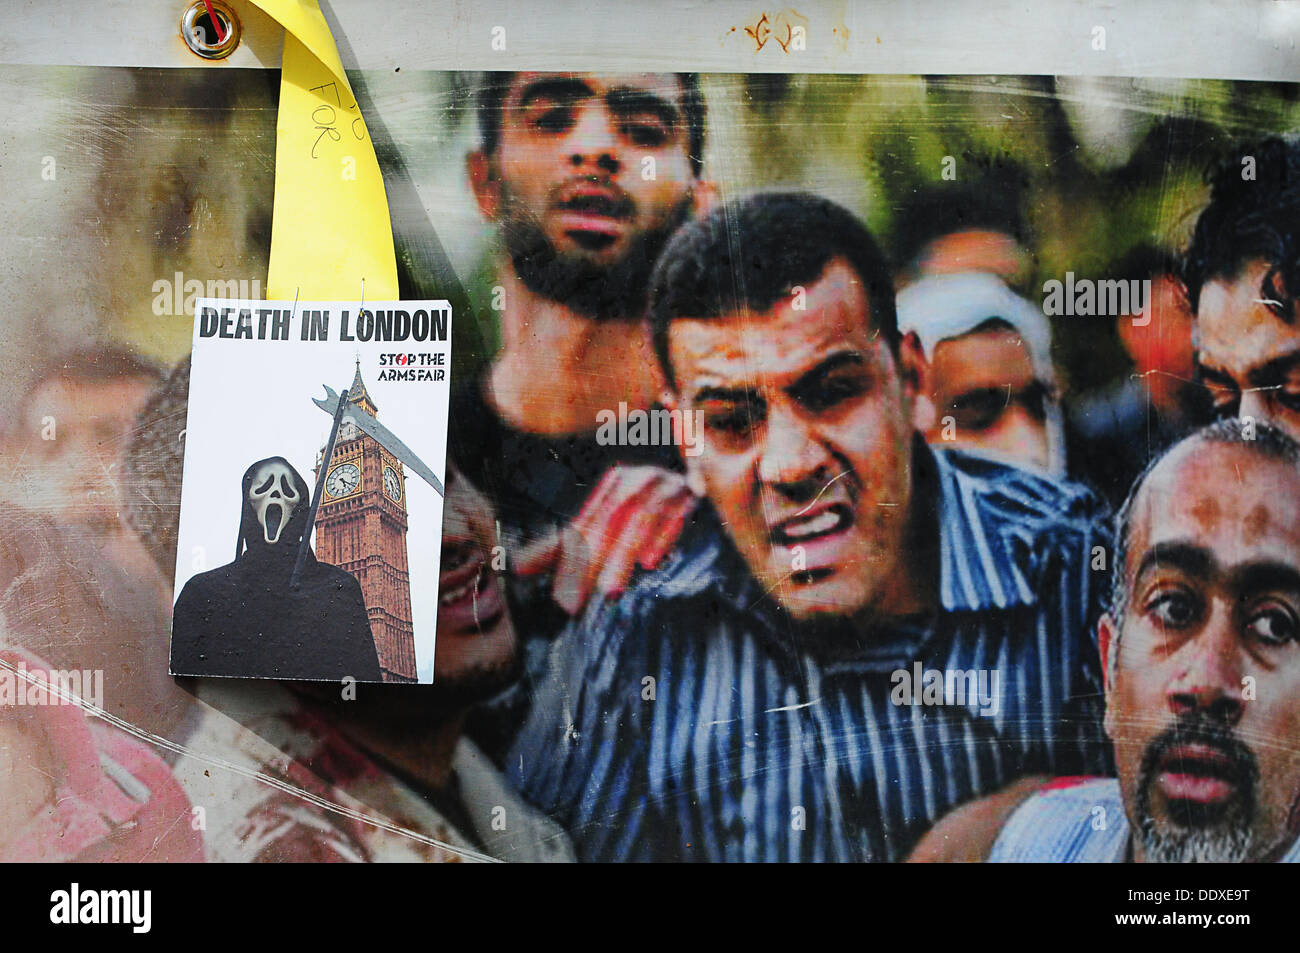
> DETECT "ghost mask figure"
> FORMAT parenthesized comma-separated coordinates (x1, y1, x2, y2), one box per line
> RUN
(171, 454, 383, 681)
(249, 460, 301, 545)
(235, 456, 312, 558)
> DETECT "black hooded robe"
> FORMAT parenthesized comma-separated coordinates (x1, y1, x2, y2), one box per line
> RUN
(171, 457, 384, 682)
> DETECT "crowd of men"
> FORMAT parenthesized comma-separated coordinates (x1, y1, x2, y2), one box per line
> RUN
(449, 71, 1300, 864)
(4, 69, 1300, 863)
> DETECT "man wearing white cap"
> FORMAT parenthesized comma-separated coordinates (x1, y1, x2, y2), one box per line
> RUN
(897, 271, 1066, 476)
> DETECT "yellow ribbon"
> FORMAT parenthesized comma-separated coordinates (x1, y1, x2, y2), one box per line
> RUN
(247, 0, 398, 300)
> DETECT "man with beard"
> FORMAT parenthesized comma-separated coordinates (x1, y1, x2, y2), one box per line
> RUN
(0, 351, 192, 739)
(8, 347, 170, 616)
(170, 456, 383, 682)
(11, 347, 163, 532)
(509, 193, 1111, 862)
(453, 72, 713, 545)
(911, 419, 1300, 863)
(451, 73, 714, 753)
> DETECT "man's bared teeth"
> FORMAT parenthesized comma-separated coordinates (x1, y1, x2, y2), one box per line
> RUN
(780, 509, 846, 539)
(440, 581, 470, 605)
(439, 566, 485, 605)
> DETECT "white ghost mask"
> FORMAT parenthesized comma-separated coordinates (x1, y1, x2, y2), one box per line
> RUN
(247, 460, 302, 545)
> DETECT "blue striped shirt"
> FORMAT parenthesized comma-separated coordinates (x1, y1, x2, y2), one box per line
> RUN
(990, 777, 1300, 862)
(509, 446, 1112, 861)
(990, 778, 1131, 862)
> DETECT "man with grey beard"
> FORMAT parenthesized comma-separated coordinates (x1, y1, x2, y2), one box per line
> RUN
(910, 418, 1300, 863)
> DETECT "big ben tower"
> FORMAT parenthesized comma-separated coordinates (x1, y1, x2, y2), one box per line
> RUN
(314, 362, 418, 682)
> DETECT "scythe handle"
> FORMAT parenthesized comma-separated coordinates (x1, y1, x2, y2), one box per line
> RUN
(291, 388, 349, 590)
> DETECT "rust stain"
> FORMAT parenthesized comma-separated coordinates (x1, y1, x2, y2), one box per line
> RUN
(744, 13, 772, 51)
(740, 9, 810, 53)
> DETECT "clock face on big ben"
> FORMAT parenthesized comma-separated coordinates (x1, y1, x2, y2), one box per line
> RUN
(383, 465, 402, 502)
(325, 462, 361, 498)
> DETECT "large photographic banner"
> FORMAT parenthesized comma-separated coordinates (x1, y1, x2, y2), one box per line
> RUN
(0, 4, 1296, 928)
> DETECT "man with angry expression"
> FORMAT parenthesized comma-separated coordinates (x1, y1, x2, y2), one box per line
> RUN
(509, 193, 1113, 862)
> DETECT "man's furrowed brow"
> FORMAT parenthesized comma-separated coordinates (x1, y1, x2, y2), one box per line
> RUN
(1195, 356, 1233, 381)
(1247, 345, 1300, 388)
(1134, 540, 1216, 588)
(606, 87, 682, 126)
(789, 351, 868, 391)
(516, 77, 593, 110)
(693, 384, 761, 405)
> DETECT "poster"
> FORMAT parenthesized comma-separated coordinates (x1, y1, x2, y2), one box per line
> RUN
(0, 2, 1297, 905)
(171, 298, 452, 683)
